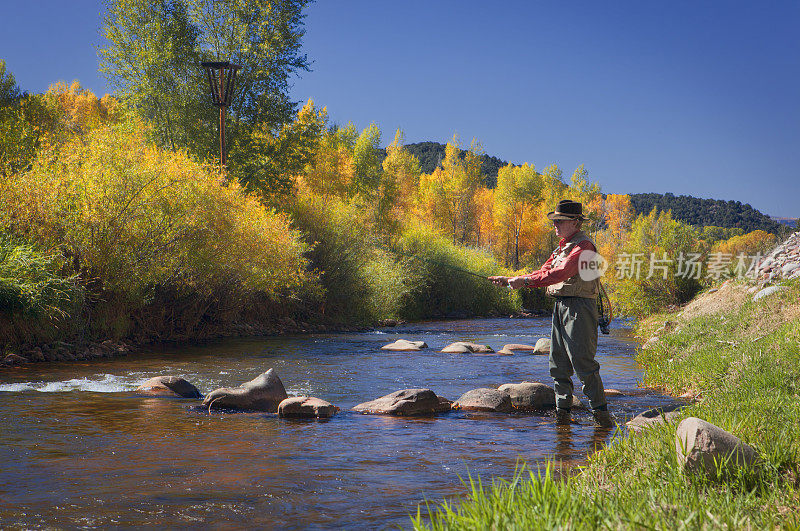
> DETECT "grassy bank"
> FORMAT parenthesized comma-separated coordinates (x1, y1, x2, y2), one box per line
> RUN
(413, 280, 800, 529)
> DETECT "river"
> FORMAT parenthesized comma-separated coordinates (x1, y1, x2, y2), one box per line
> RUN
(0, 317, 678, 529)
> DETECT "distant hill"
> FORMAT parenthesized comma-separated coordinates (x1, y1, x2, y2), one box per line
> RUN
(629, 193, 782, 234)
(771, 216, 798, 229)
(378, 141, 509, 188)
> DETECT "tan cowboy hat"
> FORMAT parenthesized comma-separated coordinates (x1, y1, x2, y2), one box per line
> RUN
(546, 199, 586, 221)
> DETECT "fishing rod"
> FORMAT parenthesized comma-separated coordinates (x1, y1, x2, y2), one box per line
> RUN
(406, 253, 494, 280)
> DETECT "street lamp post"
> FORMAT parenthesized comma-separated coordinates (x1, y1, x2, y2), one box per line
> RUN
(201, 61, 241, 172)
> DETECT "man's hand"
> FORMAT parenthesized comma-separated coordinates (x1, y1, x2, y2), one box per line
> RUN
(507, 276, 527, 289)
(489, 276, 528, 289)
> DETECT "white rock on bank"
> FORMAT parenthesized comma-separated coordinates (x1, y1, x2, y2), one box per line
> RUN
(675, 417, 761, 476)
(753, 285, 787, 302)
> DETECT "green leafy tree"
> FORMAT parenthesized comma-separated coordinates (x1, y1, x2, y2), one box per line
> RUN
(0, 60, 23, 106)
(232, 98, 326, 204)
(99, 0, 310, 170)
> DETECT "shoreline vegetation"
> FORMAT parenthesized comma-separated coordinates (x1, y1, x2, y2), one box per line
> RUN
(0, 77, 784, 368)
(413, 279, 800, 529)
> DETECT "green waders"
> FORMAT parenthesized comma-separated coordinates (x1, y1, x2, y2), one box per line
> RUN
(549, 296, 607, 410)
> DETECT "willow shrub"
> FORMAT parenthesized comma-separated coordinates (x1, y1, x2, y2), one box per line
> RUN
(0, 240, 85, 345)
(290, 194, 415, 325)
(395, 224, 521, 320)
(0, 119, 314, 340)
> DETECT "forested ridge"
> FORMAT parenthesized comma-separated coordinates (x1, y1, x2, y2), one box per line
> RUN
(629, 192, 782, 234)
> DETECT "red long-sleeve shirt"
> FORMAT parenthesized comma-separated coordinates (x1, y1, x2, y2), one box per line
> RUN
(521, 238, 596, 288)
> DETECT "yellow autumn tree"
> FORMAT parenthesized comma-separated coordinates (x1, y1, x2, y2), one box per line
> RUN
(299, 122, 357, 201)
(378, 129, 421, 234)
(712, 230, 776, 258)
(493, 163, 543, 268)
(474, 186, 495, 249)
(416, 135, 482, 244)
(568, 164, 603, 232)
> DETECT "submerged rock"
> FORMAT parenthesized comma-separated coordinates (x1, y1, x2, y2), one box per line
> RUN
(136, 376, 202, 398)
(626, 404, 683, 432)
(353, 388, 447, 415)
(202, 368, 288, 412)
(278, 397, 339, 418)
(2, 353, 29, 366)
(440, 342, 494, 354)
(501, 343, 537, 352)
(381, 339, 428, 351)
(675, 417, 761, 476)
(453, 388, 513, 412)
(479, 350, 514, 356)
(497, 382, 555, 410)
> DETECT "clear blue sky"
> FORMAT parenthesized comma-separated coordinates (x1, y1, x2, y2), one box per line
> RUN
(1, 1, 798, 217)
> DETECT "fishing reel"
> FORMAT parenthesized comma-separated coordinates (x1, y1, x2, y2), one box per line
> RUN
(598, 282, 612, 335)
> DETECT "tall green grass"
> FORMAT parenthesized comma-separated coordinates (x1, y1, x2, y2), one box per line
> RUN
(414, 281, 800, 529)
(0, 240, 84, 345)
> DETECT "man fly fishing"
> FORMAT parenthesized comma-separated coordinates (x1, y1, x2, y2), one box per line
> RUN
(489, 199, 614, 428)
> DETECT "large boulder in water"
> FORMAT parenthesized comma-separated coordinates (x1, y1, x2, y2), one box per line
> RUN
(675, 417, 761, 476)
(533, 338, 550, 354)
(453, 388, 513, 412)
(381, 339, 427, 351)
(497, 382, 555, 410)
(202, 369, 288, 412)
(136, 376, 202, 398)
(353, 388, 448, 415)
(278, 397, 339, 418)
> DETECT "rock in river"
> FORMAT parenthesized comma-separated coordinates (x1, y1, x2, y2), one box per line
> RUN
(381, 339, 428, 351)
(278, 397, 339, 418)
(202, 368, 288, 412)
(453, 388, 513, 412)
(353, 388, 449, 415)
(497, 382, 555, 410)
(533, 338, 550, 354)
(136, 376, 202, 398)
(501, 343, 537, 352)
(440, 342, 494, 354)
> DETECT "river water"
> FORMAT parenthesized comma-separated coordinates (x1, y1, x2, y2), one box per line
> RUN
(0, 317, 677, 529)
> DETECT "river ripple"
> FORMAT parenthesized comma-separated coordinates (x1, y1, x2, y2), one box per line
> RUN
(0, 317, 677, 529)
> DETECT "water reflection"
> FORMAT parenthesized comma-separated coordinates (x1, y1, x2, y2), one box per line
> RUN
(0, 317, 679, 529)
